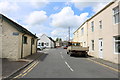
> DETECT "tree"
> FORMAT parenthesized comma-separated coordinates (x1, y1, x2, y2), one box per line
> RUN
(59, 38, 62, 41)
(56, 38, 59, 42)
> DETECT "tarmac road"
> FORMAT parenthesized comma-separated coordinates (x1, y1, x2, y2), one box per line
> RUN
(12, 48, 119, 79)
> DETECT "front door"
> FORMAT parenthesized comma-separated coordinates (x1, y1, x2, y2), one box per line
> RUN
(99, 39, 103, 58)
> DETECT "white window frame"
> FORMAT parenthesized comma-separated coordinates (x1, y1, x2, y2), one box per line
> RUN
(113, 6, 120, 24)
(113, 36, 120, 54)
(91, 40, 94, 51)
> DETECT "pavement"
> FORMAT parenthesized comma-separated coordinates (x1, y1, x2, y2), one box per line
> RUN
(8, 48, 119, 79)
(89, 57, 120, 71)
(2, 51, 43, 79)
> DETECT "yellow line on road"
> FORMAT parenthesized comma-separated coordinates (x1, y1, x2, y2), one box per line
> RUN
(13, 73, 22, 79)
(13, 61, 38, 79)
(12, 54, 43, 79)
(23, 61, 38, 73)
(87, 58, 120, 72)
(21, 62, 39, 77)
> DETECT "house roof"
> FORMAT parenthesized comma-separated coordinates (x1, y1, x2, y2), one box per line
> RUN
(73, 0, 115, 34)
(48, 37, 55, 42)
(40, 34, 55, 42)
(0, 14, 37, 38)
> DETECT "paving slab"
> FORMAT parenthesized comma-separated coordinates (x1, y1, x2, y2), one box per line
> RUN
(89, 57, 119, 70)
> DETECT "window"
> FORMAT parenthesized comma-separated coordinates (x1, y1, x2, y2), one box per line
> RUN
(38, 43, 41, 46)
(44, 43, 46, 45)
(31, 38, 34, 45)
(113, 6, 120, 24)
(23, 36, 27, 44)
(99, 20, 102, 29)
(114, 36, 120, 53)
(47, 43, 49, 46)
(91, 40, 94, 51)
(91, 21, 94, 32)
(81, 28, 84, 35)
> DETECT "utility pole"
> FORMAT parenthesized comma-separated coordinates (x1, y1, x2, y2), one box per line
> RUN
(68, 27, 70, 42)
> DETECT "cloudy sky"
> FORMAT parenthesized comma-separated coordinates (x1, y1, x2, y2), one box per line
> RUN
(0, 0, 112, 40)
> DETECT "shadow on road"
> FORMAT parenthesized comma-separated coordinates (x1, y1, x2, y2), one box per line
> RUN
(70, 55, 93, 58)
(38, 53, 48, 61)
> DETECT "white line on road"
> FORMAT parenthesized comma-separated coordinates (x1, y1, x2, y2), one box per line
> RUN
(65, 61, 74, 72)
(61, 54, 64, 59)
(59, 52, 74, 72)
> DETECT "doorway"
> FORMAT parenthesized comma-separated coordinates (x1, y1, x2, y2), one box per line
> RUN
(99, 38, 103, 58)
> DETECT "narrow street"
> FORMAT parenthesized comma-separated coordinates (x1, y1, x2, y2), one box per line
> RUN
(11, 48, 118, 79)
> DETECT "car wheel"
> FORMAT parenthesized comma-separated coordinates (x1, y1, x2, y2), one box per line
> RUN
(69, 52, 72, 56)
(67, 52, 69, 54)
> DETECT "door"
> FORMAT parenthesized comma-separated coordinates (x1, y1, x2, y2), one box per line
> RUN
(99, 39, 103, 58)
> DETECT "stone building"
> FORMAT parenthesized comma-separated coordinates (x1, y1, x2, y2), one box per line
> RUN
(0, 14, 38, 60)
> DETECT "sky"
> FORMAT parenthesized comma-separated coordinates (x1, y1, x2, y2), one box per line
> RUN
(0, 0, 112, 41)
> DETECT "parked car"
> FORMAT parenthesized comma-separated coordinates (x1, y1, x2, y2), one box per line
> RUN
(37, 45, 42, 50)
(37, 45, 46, 51)
(63, 45, 68, 49)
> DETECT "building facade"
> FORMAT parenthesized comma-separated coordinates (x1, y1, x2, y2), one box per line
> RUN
(56, 41, 63, 47)
(0, 14, 38, 60)
(73, 0, 120, 64)
(38, 34, 55, 48)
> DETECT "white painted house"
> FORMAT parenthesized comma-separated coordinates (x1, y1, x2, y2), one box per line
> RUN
(38, 34, 55, 48)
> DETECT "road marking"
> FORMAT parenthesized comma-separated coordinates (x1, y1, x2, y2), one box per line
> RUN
(23, 61, 38, 73)
(13, 61, 39, 79)
(87, 58, 120, 72)
(60, 52, 73, 71)
(12, 53, 44, 79)
(21, 62, 39, 77)
(13, 73, 22, 79)
(65, 61, 74, 72)
(61, 54, 64, 59)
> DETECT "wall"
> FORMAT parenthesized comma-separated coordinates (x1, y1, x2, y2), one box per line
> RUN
(17, 33, 37, 59)
(73, 22, 88, 47)
(1, 18, 37, 60)
(38, 34, 54, 48)
(22, 35, 37, 58)
(32, 39, 37, 54)
(73, 0, 120, 64)
(88, 0, 120, 64)
(0, 18, 2, 58)
(2, 19, 19, 60)
(78, 22, 88, 47)
(73, 31, 79, 42)
(50, 40, 55, 48)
